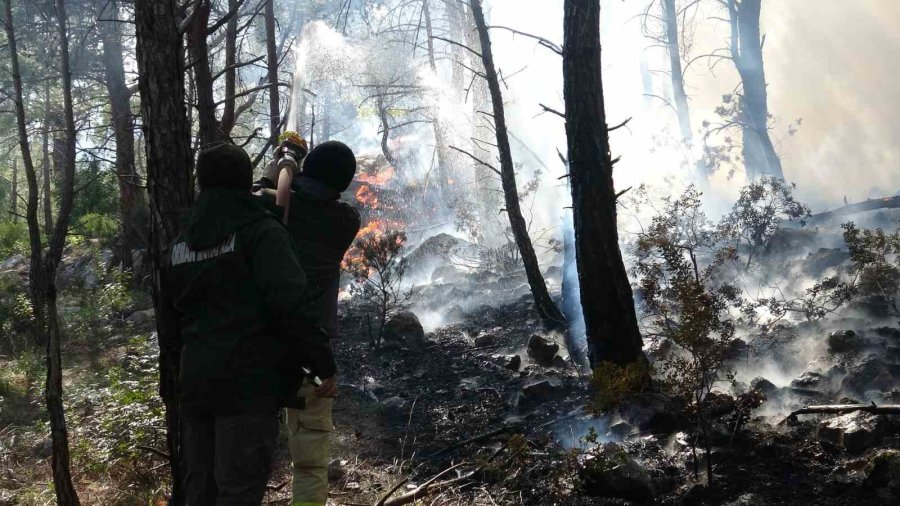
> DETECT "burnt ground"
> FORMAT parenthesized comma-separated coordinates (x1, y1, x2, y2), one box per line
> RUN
(259, 292, 900, 505)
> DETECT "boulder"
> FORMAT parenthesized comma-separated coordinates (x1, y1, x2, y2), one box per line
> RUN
(725, 338, 750, 360)
(328, 459, 348, 481)
(0, 254, 26, 272)
(840, 357, 898, 398)
(865, 449, 900, 499)
(577, 442, 655, 501)
(616, 393, 681, 433)
(522, 379, 562, 401)
(126, 308, 156, 324)
(750, 377, 778, 397)
(474, 333, 498, 347)
(703, 390, 736, 417)
(817, 411, 887, 453)
(383, 311, 426, 351)
(828, 330, 864, 353)
(431, 265, 466, 284)
(551, 355, 568, 370)
(527, 334, 560, 367)
(504, 355, 522, 371)
(790, 372, 830, 392)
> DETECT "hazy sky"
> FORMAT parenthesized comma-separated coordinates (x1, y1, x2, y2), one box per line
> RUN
(483, 0, 900, 212)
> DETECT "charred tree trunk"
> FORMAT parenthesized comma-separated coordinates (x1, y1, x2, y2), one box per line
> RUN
(562, 0, 645, 367)
(220, 0, 238, 136)
(728, 0, 783, 179)
(187, 0, 219, 145)
(468, 0, 565, 328)
(662, 0, 692, 143)
(100, 0, 147, 273)
(135, 0, 195, 503)
(378, 95, 399, 168)
(264, 0, 280, 143)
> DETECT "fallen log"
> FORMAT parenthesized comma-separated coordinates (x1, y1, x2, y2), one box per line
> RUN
(786, 403, 900, 418)
(377, 462, 469, 506)
(809, 195, 900, 223)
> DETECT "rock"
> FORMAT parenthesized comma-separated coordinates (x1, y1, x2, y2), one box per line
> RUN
(504, 355, 521, 371)
(527, 334, 559, 367)
(0, 254, 25, 271)
(577, 442, 655, 501)
(817, 411, 886, 453)
(474, 333, 498, 347)
(865, 449, 900, 498)
(791, 372, 830, 391)
(840, 357, 898, 398)
(431, 265, 466, 284)
(724, 493, 766, 506)
(126, 308, 156, 324)
(828, 330, 864, 353)
(33, 438, 52, 459)
(616, 394, 681, 433)
(607, 420, 635, 439)
(445, 305, 466, 323)
(551, 355, 568, 370)
(522, 380, 561, 401)
(383, 311, 426, 351)
(703, 390, 736, 417)
(381, 396, 409, 411)
(750, 377, 777, 397)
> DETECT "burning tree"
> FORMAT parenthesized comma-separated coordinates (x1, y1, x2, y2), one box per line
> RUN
(344, 230, 411, 346)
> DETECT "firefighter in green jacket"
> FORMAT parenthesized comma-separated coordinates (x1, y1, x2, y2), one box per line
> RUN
(256, 139, 361, 506)
(171, 142, 337, 505)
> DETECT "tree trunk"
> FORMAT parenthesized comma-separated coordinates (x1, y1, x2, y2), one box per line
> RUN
(468, 0, 564, 328)
(378, 95, 399, 168)
(10, 157, 17, 220)
(135, 0, 195, 503)
(220, 0, 238, 136)
(562, 0, 645, 367)
(423, 0, 450, 200)
(187, 0, 219, 146)
(41, 83, 53, 232)
(264, 0, 280, 143)
(728, 0, 783, 179)
(100, 0, 147, 273)
(663, 0, 692, 143)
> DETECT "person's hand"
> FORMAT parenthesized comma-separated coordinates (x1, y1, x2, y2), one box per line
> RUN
(314, 375, 338, 398)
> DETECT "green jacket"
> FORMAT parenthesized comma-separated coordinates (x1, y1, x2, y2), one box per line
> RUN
(170, 189, 336, 414)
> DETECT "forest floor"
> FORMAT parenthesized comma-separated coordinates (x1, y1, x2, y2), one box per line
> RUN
(2, 234, 900, 505)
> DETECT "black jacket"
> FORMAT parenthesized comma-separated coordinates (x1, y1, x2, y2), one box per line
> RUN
(170, 189, 336, 414)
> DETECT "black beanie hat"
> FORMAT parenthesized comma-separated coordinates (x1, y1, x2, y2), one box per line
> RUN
(196, 142, 252, 190)
(301, 141, 357, 192)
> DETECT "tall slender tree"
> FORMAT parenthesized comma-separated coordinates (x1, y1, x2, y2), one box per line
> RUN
(135, 0, 195, 502)
(726, 0, 783, 179)
(662, 0, 692, 143)
(467, 0, 565, 327)
(99, 0, 147, 272)
(6, 0, 82, 502)
(562, 0, 646, 367)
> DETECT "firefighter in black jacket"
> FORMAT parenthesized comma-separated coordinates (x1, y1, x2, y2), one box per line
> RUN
(171, 142, 337, 505)
(255, 139, 360, 506)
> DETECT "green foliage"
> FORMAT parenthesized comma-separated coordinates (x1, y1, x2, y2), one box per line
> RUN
(0, 220, 29, 258)
(76, 213, 118, 240)
(589, 361, 649, 413)
(344, 230, 411, 342)
(843, 222, 900, 317)
(718, 177, 811, 268)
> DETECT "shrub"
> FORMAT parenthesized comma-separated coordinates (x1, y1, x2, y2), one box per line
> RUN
(0, 220, 28, 259)
(76, 213, 118, 240)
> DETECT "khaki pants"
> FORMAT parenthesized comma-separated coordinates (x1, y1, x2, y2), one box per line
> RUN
(286, 380, 333, 506)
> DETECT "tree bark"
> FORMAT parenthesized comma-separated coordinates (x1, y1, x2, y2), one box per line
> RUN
(135, 0, 195, 503)
(41, 83, 54, 232)
(100, 0, 147, 272)
(728, 0, 783, 179)
(187, 0, 219, 145)
(220, 0, 238, 136)
(468, 0, 565, 328)
(562, 0, 645, 366)
(10, 157, 17, 220)
(662, 0, 692, 143)
(422, 0, 450, 199)
(264, 0, 280, 143)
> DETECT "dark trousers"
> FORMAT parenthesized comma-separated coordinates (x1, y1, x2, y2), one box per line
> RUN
(182, 411, 278, 506)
